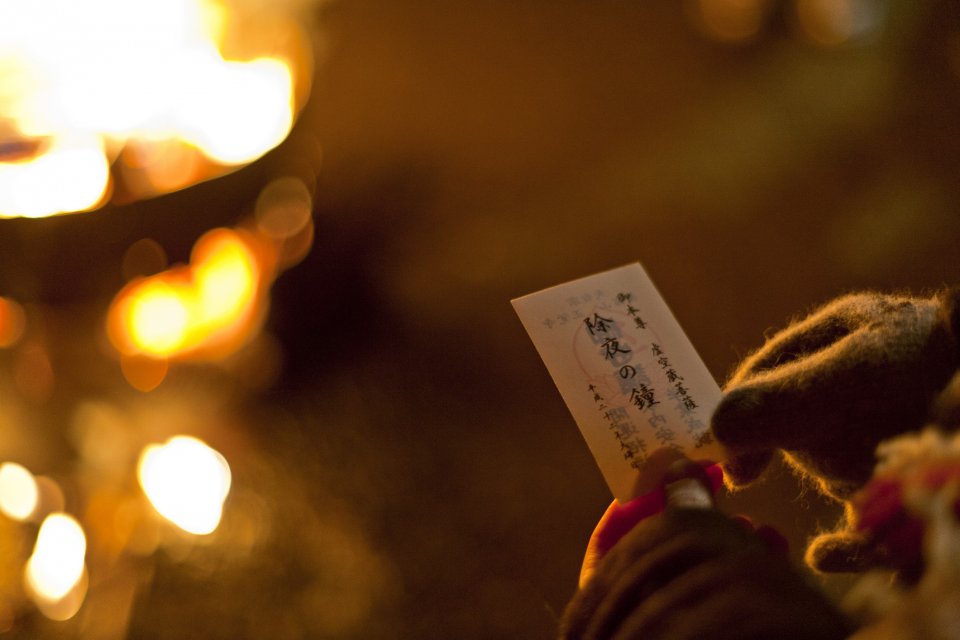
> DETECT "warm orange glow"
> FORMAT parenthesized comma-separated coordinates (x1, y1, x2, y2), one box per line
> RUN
(25, 513, 87, 601)
(255, 176, 315, 269)
(0, 297, 26, 348)
(0, 462, 39, 521)
(122, 238, 169, 282)
(14, 341, 55, 402)
(0, 0, 308, 218)
(106, 178, 313, 381)
(138, 436, 231, 535)
(108, 228, 264, 362)
(0, 136, 110, 218)
(255, 177, 313, 241)
(126, 280, 191, 356)
(795, 0, 882, 46)
(175, 56, 294, 165)
(120, 354, 170, 392)
(687, 0, 769, 43)
(193, 231, 259, 329)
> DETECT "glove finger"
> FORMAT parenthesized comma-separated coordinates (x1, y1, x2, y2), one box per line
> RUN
(727, 297, 862, 384)
(712, 324, 896, 450)
(806, 531, 879, 573)
(719, 449, 774, 487)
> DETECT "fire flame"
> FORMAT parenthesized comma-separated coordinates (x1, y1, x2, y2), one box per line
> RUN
(0, 0, 309, 218)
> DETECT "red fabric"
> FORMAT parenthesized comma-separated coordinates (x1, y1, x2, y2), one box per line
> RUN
(851, 463, 960, 576)
(855, 477, 904, 532)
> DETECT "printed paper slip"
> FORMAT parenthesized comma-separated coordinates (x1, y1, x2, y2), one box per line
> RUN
(512, 263, 725, 502)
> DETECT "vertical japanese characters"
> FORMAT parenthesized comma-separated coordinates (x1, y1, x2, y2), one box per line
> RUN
(512, 263, 724, 501)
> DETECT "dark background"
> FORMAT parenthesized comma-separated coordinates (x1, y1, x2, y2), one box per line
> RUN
(4, 0, 960, 637)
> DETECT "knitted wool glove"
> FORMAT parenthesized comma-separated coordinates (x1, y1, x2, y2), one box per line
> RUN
(560, 508, 851, 640)
(711, 288, 960, 502)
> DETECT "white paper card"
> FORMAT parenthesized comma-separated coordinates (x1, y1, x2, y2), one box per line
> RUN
(512, 263, 725, 502)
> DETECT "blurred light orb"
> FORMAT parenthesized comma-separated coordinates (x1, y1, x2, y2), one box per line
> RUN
(255, 177, 313, 241)
(0, 462, 39, 520)
(0, 135, 111, 218)
(0, 297, 27, 348)
(127, 280, 191, 356)
(108, 228, 264, 364)
(13, 340, 55, 402)
(138, 436, 231, 535)
(795, 0, 885, 46)
(686, 0, 770, 43)
(25, 513, 87, 601)
(177, 56, 294, 165)
(193, 230, 258, 328)
(122, 238, 169, 282)
(255, 176, 316, 269)
(120, 354, 170, 392)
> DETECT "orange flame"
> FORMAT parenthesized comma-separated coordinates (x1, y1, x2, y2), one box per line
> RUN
(0, 0, 309, 218)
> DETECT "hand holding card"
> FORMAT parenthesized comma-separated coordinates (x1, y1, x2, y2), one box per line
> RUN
(512, 263, 726, 501)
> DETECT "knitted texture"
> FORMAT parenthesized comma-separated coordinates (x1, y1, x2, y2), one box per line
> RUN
(711, 288, 960, 502)
(818, 427, 960, 639)
(560, 509, 851, 640)
(807, 380, 960, 574)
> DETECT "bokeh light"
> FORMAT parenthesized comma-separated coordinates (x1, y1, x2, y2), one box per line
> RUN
(795, 0, 885, 46)
(104, 177, 313, 389)
(193, 230, 260, 331)
(138, 436, 231, 535)
(24, 513, 87, 602)
(0, 297, 26, 348)
(13, 340, 55, 403)
(0, 135, 111, 219)
(124, 280, 192, 356)
(121, 238, 169, 282)
(108, 228, 266, 366)
(685, 0, 771, 44)
(0, 462, 39, 521)
(255, 177, 315, 269)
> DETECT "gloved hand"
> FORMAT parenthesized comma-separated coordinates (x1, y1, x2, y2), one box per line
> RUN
(711, 288, 960, 501)
(560, 503, 850, 639)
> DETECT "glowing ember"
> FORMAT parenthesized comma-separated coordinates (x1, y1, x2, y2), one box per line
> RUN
(0, 0, 310, 218)
(0, 462, 39, 521)
(24, 513, 87, 601)
(138, 436, 231, 535)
